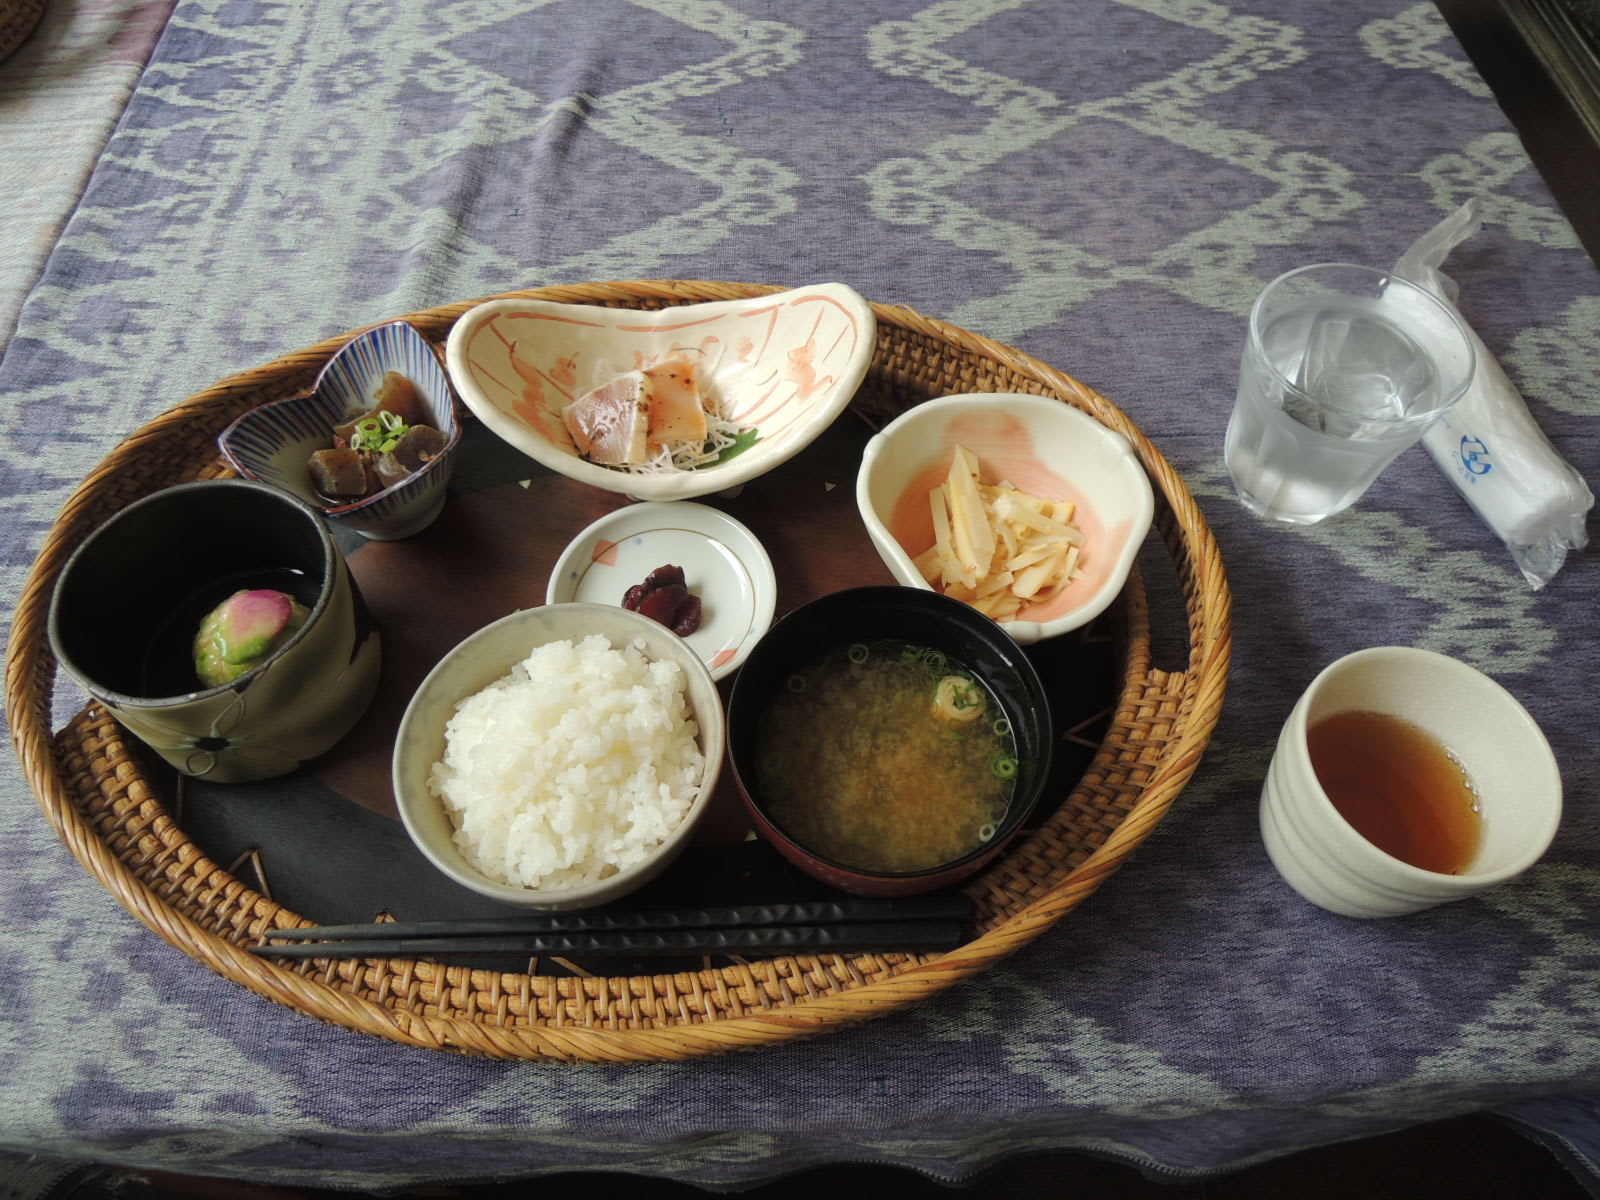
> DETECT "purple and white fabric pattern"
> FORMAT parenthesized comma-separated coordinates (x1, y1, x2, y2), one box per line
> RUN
(1, 1, 1597, 1191)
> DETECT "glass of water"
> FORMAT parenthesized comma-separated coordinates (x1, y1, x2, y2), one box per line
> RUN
(1224, 263, 1476, 524)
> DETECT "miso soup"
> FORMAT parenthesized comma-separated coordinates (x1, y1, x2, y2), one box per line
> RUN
(754, 640, 1019, 873)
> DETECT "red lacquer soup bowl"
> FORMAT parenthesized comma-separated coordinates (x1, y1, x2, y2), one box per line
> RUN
(726, 586, 1053, 897)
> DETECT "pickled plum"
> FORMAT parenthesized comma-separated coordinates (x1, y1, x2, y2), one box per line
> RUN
(622, 563, 702, 635)
(636, 583, 687, 626)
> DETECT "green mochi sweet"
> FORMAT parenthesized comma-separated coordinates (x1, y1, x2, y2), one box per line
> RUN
(194, 588, 311, 688)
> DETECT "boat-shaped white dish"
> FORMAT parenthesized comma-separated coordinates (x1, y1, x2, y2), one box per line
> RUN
(444, 284, 875, 501)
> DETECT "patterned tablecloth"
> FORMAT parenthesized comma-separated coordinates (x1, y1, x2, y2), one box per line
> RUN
(2, 0, 1598, 1191)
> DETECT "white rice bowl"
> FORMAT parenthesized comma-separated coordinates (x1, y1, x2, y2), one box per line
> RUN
(427, 633, 705, 890)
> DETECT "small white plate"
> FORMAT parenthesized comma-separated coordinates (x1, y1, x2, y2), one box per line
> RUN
(546, 502, 777, 681)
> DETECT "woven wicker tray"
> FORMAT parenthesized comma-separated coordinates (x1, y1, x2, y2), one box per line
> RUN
(8, 281, 1231, 1062)
(0, 0, 45, 62)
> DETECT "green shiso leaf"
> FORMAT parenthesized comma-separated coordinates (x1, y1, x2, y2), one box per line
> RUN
(709, 427, 761, 466)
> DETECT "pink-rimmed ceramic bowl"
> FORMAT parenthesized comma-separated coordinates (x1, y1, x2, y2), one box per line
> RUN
(442, 283, 875, 501)
(857, 392, 1154, 644)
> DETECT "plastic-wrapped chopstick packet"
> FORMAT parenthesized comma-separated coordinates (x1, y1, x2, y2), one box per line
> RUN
(1390, 200, 1592, 588)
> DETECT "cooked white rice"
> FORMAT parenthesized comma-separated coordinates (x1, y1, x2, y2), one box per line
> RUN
(427, 633, 704, 890)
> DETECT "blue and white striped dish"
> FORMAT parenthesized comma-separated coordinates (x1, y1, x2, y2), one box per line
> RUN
(219, 320, 461, 540)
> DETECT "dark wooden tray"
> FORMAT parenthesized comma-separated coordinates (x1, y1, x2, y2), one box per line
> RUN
(174, 410, 1120, 976)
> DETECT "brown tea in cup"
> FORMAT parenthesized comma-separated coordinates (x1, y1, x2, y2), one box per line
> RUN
(1307, 709, 1483, 875)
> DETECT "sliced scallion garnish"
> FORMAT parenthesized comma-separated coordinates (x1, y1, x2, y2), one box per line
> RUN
(349, 410, 410, 454)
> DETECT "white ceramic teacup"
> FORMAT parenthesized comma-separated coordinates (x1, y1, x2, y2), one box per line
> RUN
(1259, 646, 1561, 918)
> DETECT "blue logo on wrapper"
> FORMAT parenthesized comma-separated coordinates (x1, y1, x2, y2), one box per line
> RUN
(1459, 435, 1492, 478)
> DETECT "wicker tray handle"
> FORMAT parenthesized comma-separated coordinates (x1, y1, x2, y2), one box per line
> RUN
(8, 281, 1231, 1060)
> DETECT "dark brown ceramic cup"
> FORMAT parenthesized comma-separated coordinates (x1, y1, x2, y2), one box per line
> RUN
(48, 479, 381, 783)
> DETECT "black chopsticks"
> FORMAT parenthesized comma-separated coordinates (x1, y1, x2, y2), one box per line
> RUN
(250, 894, 975, 960)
